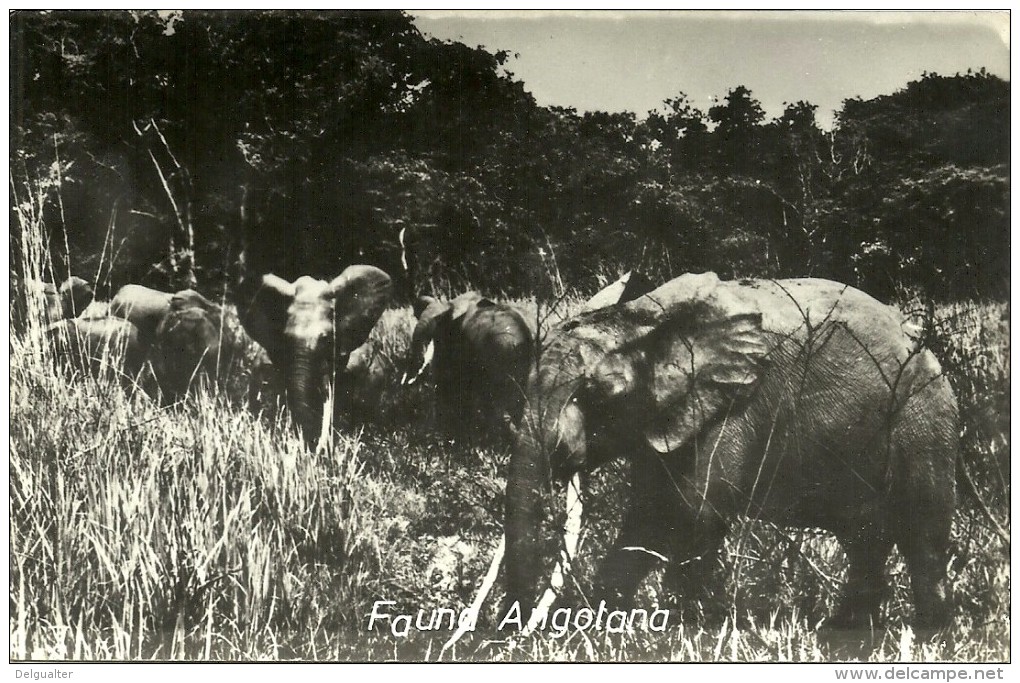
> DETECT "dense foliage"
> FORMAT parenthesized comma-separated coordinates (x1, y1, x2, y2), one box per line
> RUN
(11, 10, 1009, 302)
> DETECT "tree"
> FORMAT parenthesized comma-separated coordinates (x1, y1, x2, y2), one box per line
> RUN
(643, 93, 709, 173)
(758, 101, 833, 275)
(708, 85, 766, 175)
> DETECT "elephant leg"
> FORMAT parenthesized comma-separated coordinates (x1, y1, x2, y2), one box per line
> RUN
(595, 451, 701, 609)
(435, 380, 457, 436)
(897, 512, 953, 629)
(464, 377, 483, 443)
(480, 372, 509, 444)
(595, 513, 670, 610)
(829, 532, 893, 629)
(661, 509, 728, 609)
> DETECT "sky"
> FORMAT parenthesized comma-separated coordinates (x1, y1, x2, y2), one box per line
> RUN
(410, 11, 1009, 128)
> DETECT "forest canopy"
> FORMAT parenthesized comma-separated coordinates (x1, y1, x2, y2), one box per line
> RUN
(10, 10, 1010, 301)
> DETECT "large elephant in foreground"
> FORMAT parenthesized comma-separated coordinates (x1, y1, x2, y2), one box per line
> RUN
(238, 266, 392, 442)
(402, 291, 534, 439)
(504, 272, 959, 629)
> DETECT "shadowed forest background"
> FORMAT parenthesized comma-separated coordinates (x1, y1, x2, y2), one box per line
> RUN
(10, 10, 1009, 305)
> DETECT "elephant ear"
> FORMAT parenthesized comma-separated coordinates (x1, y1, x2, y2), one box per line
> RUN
(619, 271, 655, 305)
(413, 295, 438, 319)
(328, 265, 393, 352)
(240, 274, 294, 364)
(448, 291, 487, 321)
(632, 280, 768, 454)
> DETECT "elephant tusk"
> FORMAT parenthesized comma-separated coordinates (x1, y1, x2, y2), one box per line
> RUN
(621, 546, 669, 563)
(401, 339, 434, 386)
(438, 534, 506, 660)
(399, 227, 409, 272)
(316, 381, 334, 453)
(522, 472, 583, 638)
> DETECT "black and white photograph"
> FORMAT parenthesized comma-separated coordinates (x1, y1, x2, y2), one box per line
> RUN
(8, 9, 1010, 665)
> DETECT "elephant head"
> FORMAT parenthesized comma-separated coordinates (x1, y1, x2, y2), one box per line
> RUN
(59, 276, 95, 318)
(402, 290, 534, 439)
(400, 291, 487, 386)
(150, 289, 230, 399)
(242, 266, 392, 440)
(25, 276, 94, 324)
(504, 273, 959, 628)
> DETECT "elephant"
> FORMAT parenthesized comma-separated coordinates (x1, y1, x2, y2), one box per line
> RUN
(238, 266, 392, 442)
(25, 275, 95, 324)
(110, 284, 174, 346)
(149, 289, 237, 399)
(46, 317, 145, 381)
(402, 291, 534, 440)
(503, 272, 960, 630)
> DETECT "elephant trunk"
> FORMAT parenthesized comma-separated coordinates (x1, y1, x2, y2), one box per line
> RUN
(503, 420, 549, 623)
(287, 344, 321, 440)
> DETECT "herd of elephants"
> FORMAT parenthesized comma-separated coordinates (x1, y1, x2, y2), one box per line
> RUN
(27, 264, 961, 630)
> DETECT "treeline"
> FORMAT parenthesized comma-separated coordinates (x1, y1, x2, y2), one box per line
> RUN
(10, 10, 1010, 302)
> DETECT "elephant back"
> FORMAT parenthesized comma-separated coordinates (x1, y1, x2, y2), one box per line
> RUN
(465, 303, 533, 364)
(110, 284, 174, 345)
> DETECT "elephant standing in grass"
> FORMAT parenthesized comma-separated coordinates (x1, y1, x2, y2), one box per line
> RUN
(503, 272, 959, 629)
(238, 266, 392, 443)
(108, 285, 254, 400)
(402, 291, 533, 441)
